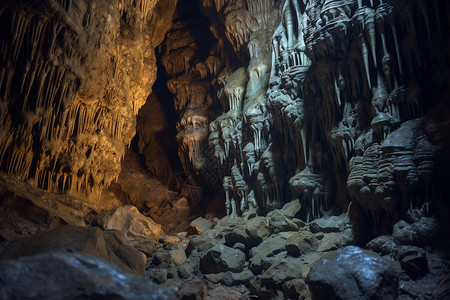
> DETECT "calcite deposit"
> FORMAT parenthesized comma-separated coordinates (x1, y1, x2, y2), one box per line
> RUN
(0, 0, 177, 203)
(1, 0, 450, 298)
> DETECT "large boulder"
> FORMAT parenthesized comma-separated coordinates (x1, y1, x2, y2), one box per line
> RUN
(200, 244, 246, 274)
(0, 251, 176, 300)
(307, 246, 399, 300)
(0, 225, 145, 276)
(101, 205, 164, 240)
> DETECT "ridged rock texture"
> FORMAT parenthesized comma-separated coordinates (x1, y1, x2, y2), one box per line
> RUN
(1, 0, 450, 238)
(0, 0, 178, 204)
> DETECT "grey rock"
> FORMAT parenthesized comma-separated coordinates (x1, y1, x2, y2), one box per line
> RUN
(249, 232, 293, 274)
(316, 229, 355, 252)
(169, 248, 187, 266)
(0, 251, 176, 300)
(200, 244, 246, 274)
(267, 210, 299, 233)
(307, 246, 399, 300)
(225, 227, 261, 249)
(178, 262, 193, 279)
(309, 215, 348, 233)
(154, 268, 168, 284)
(260, 257, 304, 287)
(366, 235, 397, 256)
(233, 242, 246, 253)
(393, 218, 439, 246)
(395, 245, 428, 276)
(221, 269, 254, 287)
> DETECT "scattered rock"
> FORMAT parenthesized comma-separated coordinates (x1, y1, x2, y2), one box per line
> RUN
(249, 232, 293, 274)
(393, 218, 439, 246)
(187, 217, 215, 235)
(206, 286, 248, 300)
(285, 231, 319, 256)
(200, 244, 246, 274)
(225, 227, 261, 249)
(233, 242, 246, 253)
(267, 210, 299, 233)
(307, 246, 399, 300)
(177, 280, 208, 300)
(279, 199, 302, 219)
(366, 235, 397, 256)
(395, 245, 428, 276)
(316, 228, 354, 252)
(260, 257, 304, 287)
(178, 263, 194, 279)
(154, 268, 169, 284)
(283, 279, 312, 300)
(309, 214, 349, 233)
(101, 205, 164, 240)
(169, 248, 187, 266)
(245, 216, 270, 239)
(0, 250, 176, 300)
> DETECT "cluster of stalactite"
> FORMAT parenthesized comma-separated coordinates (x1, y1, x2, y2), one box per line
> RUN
(203, 0, 285, 217)
(264, 0, 450, 228)
(0, 0, 170, 199)
(194, 0, 449, 227)
(157, 0, 229, 197)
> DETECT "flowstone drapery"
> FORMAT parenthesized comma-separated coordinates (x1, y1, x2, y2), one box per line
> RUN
(197, 0, 449, 229)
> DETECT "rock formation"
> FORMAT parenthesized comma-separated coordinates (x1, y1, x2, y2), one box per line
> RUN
(0, 0, 177, 204)
(1, 0, 450, 298)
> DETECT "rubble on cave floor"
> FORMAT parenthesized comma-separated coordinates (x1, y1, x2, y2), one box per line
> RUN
(144, 201, 450, 300)
(0, 180, 448, 299)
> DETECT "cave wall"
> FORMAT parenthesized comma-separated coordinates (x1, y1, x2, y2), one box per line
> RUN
(189, 0, 450, 233)
(0, 0, 177, 205)
(1, 0, 449, 235)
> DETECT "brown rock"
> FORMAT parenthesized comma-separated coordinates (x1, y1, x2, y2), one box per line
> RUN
(283, 279, 312, 300)
(285, 231, 319, 256)
(187, 217, 215, 235)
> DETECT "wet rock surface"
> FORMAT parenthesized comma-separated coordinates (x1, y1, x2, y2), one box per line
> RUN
(307, 246, 399, 300)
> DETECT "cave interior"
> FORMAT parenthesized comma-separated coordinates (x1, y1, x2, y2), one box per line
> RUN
(0, 0, 450, 299)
